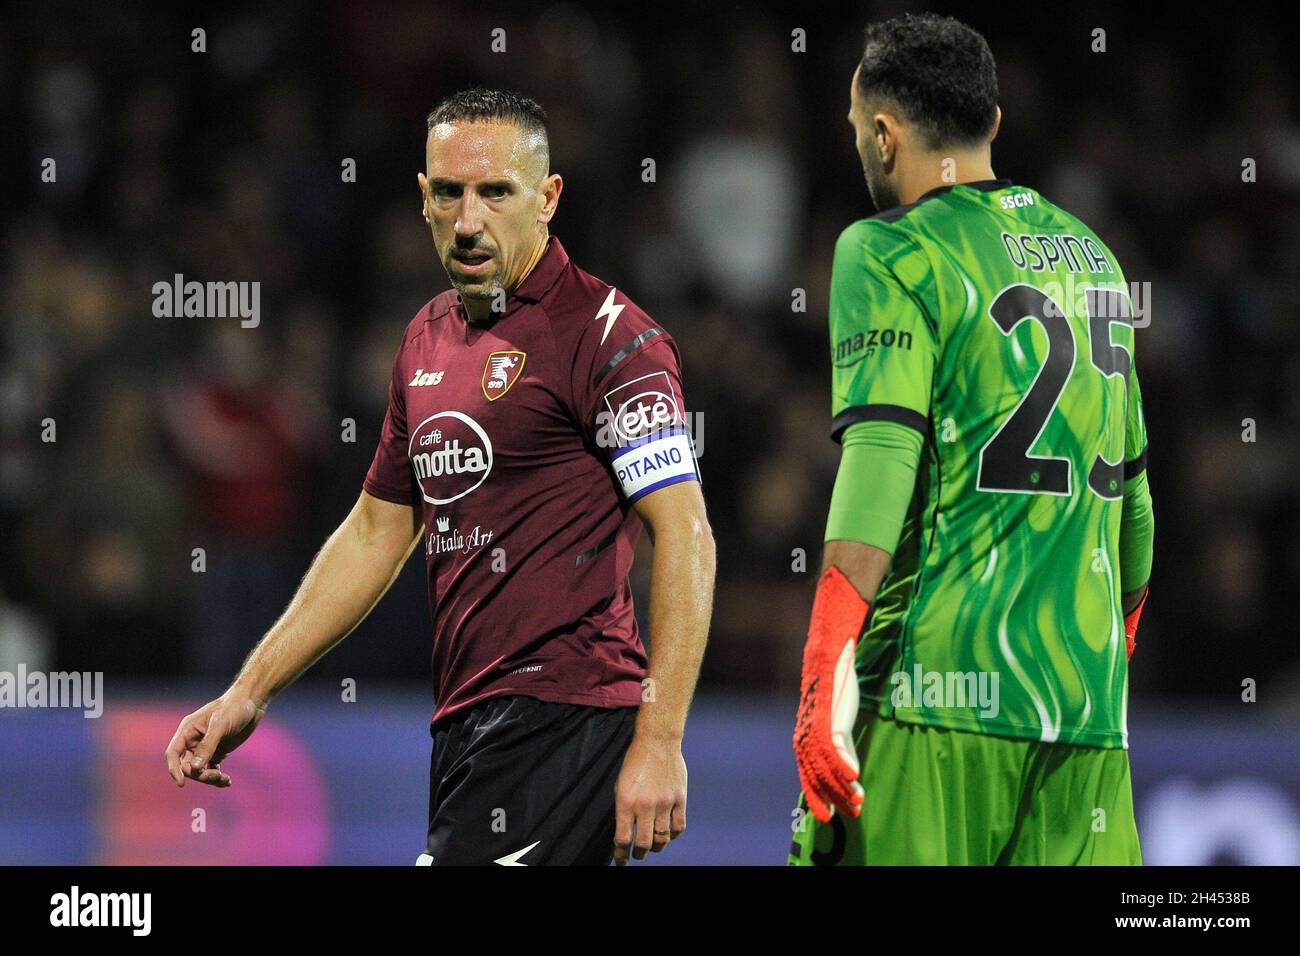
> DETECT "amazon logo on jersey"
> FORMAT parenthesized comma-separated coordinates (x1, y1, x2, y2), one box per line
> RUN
(832, 328, 913, 368)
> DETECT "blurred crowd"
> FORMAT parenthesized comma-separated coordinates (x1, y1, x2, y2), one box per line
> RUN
(2, 1, 1298, 708)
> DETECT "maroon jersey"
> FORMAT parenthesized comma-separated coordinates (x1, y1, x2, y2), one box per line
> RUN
(364, 237, 699, 726)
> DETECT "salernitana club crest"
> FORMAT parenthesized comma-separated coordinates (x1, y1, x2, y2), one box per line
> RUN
(482, 350, 526, 401)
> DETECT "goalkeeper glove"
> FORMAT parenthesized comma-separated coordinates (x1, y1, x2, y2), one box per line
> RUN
(1124, 587, 1149, 663)
(794, 566, 870, 824)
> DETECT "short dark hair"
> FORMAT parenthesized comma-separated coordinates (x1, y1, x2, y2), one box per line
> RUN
(857, 13, 999, 150)
(425, 88, 548, 138)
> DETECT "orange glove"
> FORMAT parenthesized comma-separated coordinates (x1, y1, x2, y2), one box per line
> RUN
(794, 566, 870, 824)
(1124, 587, 1149, 663)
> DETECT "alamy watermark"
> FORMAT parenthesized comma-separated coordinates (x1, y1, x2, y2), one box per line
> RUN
(49, 886, 150, 936)
(0, 665, 103, 717)
(594, 410, 705, 458)
(890, 664, 1000, 719)
(151, 273, 260, 328)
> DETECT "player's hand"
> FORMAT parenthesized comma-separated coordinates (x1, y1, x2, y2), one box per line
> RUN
(1124, 587, 1149, 663)
(612, 734, 687, 865)
(794, 633, 863, 823)
(793, 567, 870, 824)
(164, 692, 267, 788)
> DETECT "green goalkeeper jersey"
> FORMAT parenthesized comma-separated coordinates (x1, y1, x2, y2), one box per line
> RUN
(830, 178, 1148, 749)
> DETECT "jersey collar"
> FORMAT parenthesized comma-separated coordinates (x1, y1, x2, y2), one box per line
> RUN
(511, 235, 568, 303)
(916, 177, 1013, 203)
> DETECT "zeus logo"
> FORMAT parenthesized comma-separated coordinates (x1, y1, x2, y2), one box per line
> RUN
(409, 369, 445, 387)
(603, 372, 681, 443)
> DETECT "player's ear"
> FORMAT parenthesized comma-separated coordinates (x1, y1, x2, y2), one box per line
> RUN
(538, 173, 563, 225)
(989, 106, 1002, 144)
(417, 172, 430, 224)
(873, 113, 894, 168)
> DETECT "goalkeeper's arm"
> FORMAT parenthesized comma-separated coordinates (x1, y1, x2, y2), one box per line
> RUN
(816, 416, 920, 602)
(1120, 468, 1155, 657)
(795, 419, 921, 822)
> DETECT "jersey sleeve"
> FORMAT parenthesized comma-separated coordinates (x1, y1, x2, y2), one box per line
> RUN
(828, 221, 938, 442)
(825, 419, 924, 553)
(362, 341, 420, 506)
(1123, 363, 1148, 479)
(576, 297, 700, 504)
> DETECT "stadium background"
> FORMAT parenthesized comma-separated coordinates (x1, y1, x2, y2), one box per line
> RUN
(1, 0, 1297, 864)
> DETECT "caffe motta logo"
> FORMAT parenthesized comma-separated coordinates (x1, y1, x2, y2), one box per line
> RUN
(408, 412, 493, 505)
(482, 351, 525, 401)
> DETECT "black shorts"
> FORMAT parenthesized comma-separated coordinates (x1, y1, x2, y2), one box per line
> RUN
(420, 694, 638, 866)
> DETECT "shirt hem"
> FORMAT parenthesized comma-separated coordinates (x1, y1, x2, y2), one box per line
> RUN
(431, 685, 643, 729)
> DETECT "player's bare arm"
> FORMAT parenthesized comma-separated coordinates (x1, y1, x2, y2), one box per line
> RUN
(822, 539, 891, 605)
(164, 490, 422, 787)
(612, 480, 715, 865)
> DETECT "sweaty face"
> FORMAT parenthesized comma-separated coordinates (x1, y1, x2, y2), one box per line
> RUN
(422, 121, 548, 304)
(849, 67, 901, 212)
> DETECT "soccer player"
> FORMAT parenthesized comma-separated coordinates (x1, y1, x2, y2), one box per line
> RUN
(790, 14, 1154, 865)
(165, 89, 715, 866)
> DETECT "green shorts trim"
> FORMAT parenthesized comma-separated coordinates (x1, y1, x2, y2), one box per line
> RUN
(788, 713, 1141, 865)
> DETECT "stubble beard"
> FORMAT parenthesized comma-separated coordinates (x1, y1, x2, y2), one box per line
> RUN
(861, 145, 899, 212)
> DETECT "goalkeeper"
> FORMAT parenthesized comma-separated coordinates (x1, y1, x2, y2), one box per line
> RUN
(789, 13, 1154, 866)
